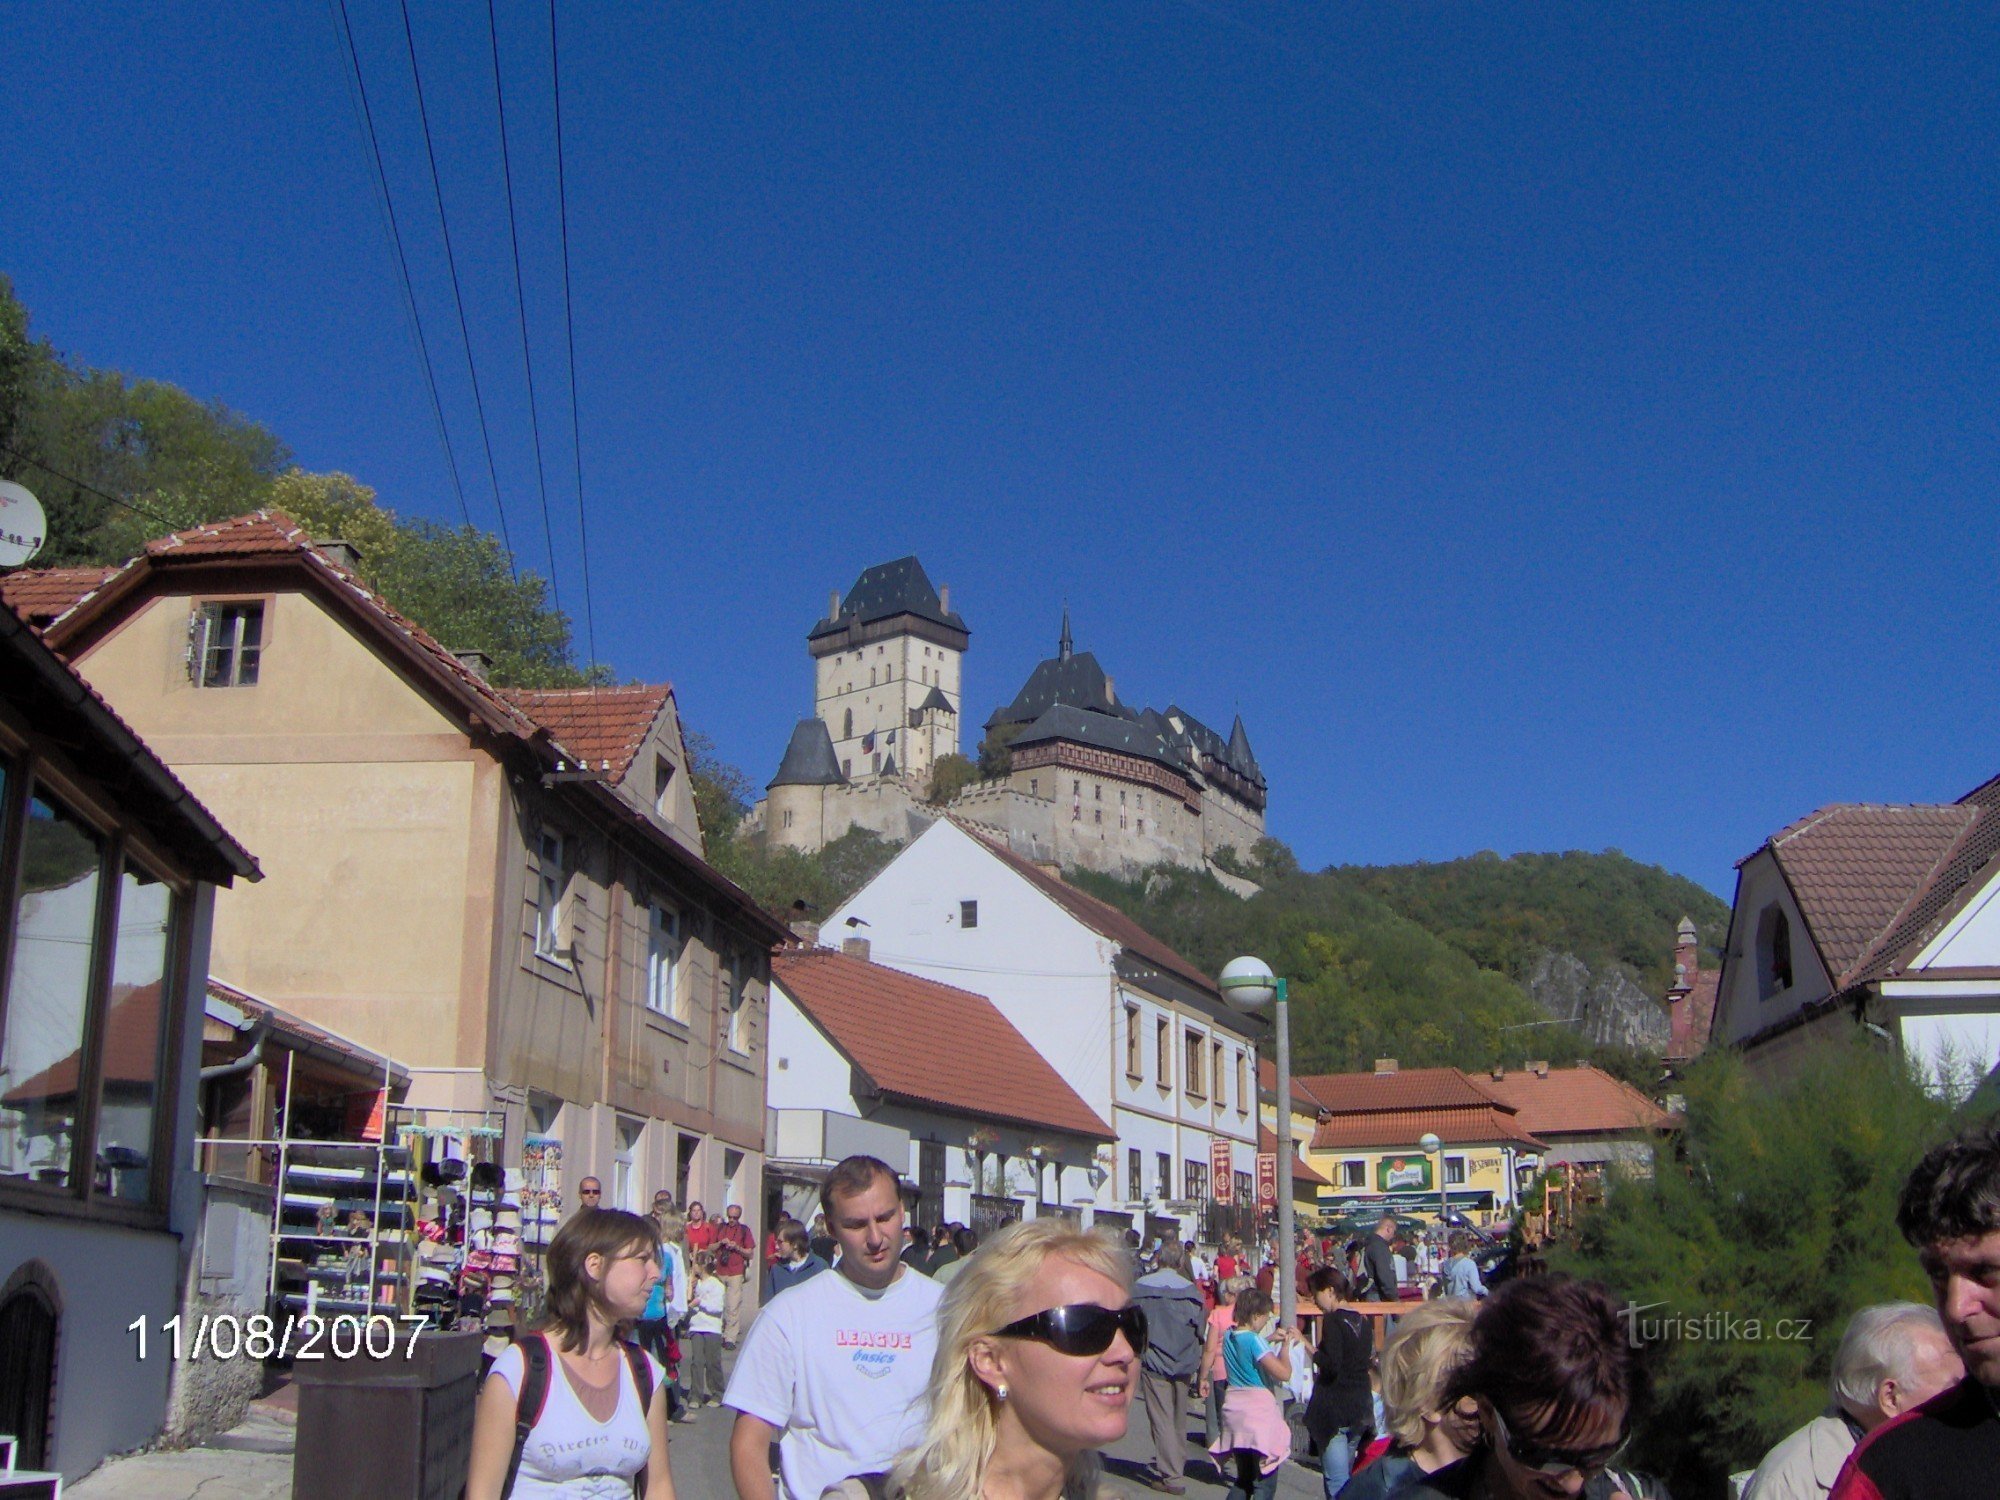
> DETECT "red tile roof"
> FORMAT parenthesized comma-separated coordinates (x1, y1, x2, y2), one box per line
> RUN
(1761, 803, 1977, 985)
(1481, 1066, 1674, 1138)
(1294, 1066, 1509, 1114)
(0, 565, 118, 626)
(1257, 1056, 1321, 1110)
(5, 983, 162, 1101)
(954, 821, 1220, 997)
(773, 947, 1113, 1140)
(499, 685, 673, 783)
(1260, 1123, 1330, 1186)
(1309, 1105, 1544, 1152)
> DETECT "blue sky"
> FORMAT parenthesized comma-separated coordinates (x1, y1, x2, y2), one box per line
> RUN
(6, 3, 1997, 896)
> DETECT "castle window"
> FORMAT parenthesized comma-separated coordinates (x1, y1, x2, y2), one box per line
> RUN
(781, 809, 793, 829)
(869, 669, 876, 686)
(1030, 778, 1038, 795)
(1120, 789, 1126, 804)
(924, 646, 931, 657)
(1094, 809, 1101, 824)
(1095, 786, 1102, 800)
(873, 752, 881, 774)
(1073, 781, 1080, 794)
(842, 759, 851, 776)
(1137, 819, 1144, 835)
(843, 709, 853, 738)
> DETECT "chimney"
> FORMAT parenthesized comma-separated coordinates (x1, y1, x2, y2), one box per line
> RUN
(1490, 1065, 1506, 1081)
(452, 648, 493, 679)
(939, 584, 950, 614)
(790, 919, 822, 946)
(829, 590, 841, 622)
(1104, 675, 1116, 704)
(1373, 1058, 1398, 1075)
(841, 936, 871, 961)
(315, 538, 363, 571)
(1526, 1059, 1549, 1078)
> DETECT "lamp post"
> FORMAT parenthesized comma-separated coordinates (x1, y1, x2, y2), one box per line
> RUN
(1420, 1131, 1446, 1226)
(1221, 955, 1294, 1330)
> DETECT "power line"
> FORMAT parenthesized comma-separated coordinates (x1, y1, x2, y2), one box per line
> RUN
(0, 443, 181, 532)
(548, 0, 599, 676)
(397, 0, 518, 569)
(485, 0, 563, 615)
(325, 0, 475, 534)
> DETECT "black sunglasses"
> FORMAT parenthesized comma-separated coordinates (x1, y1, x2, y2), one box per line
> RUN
(1485, 1402, 1628, 1478)
(992, 1303, 1148, 1358)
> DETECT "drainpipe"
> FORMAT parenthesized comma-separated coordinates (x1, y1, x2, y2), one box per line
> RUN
(201, 1015, 270, 1083)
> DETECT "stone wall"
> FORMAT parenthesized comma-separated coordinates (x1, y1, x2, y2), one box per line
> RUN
(163, 1177, 273, 1447)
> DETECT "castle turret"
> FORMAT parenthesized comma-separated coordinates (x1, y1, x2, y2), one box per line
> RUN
(765, 718, 847, 851)
(809, 557, 967, 784)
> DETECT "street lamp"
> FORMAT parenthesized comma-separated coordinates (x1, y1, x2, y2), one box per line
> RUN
(1221, 955, 1295, 1330)
(1420, 1131, 1446, 1226)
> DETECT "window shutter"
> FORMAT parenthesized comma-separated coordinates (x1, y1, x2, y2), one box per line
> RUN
(186, 605, 209, 685)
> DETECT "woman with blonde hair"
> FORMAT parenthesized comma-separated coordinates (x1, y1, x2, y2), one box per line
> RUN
(465, 1207, 676, 1499)
(825, 1218, 1144, 1500)
(1333, 1298, 1477, 1500)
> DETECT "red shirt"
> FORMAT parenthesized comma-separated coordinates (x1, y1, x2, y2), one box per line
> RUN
(1217, 1253, 1240, 1280)
(686, 1220, 718, 1255)
(714, 1220, 755, 1277)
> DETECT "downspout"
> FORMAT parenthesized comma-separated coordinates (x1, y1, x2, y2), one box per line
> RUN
(201, 1015, 271, 1083)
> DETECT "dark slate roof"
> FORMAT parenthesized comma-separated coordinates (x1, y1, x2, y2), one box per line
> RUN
(808, 557, 966, 640)
(915, 686, 954, 715)
(1011, 704, 1184, 773)
(768, 718, 848, 789)
(1163, 704, 1264, 786)
(1228, 716, 1262, 778)
(986, 650, 1126, 730)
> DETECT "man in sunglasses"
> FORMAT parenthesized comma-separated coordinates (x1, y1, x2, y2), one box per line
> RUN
(1393, 1276, 1642, 1499)
(1830, 1117, 2000, 1500)
(724, 1155, 943, 1500)
(574, 1177, 602, 1212)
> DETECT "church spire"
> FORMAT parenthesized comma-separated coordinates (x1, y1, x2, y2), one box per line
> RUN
(1059, 602, 1073, 661)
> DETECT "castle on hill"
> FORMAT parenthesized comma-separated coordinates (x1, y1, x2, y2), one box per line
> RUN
(747, 557, 1268, 878)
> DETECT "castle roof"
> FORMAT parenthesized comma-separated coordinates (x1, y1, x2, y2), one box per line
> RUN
(1228, 715, 1261, 778)
(1010, 703, 1184, 774)
(1160, 704, 1265, 788)
(914, 686, 955, 716)
(769, 718, 848, 789)
(986, 648, 1126, 730)
(808, 556, 966, 642)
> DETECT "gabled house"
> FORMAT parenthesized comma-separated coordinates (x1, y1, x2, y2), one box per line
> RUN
(1480, 1061, 1676, 1171)
(1712, 772, 2000, 1087)
(0, 595, 256, 1479)
(1296, 1062, 1544, 1219)
(768, 945, 1112, 1235)
(6, 511, 790, 1230)
(824, 817, 1263, 1243)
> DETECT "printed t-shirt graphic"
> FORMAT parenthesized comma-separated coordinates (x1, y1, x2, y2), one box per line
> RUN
(724, 1266, 943, 1500)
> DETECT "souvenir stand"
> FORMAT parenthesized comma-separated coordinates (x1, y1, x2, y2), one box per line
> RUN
(396, 1110, 525, 1359)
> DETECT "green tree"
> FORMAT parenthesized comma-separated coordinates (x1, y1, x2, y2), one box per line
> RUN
(1557, 1043, 1965, 1497)
(926, 753, 978, 804)
(686, 730, 756, 847)
(977, 722, 1022, 778)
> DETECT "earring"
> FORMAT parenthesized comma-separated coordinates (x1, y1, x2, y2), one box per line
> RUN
(995, 1384, 1009, 1401)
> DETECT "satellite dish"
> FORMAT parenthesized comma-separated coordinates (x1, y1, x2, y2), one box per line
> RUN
(0, 480, 47, 568)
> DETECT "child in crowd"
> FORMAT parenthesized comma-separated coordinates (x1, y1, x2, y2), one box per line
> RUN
(683, 1249, 726, 1406)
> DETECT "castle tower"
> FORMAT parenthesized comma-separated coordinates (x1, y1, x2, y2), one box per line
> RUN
(808, 557, 968, 788)
(765, 719, 848, 851)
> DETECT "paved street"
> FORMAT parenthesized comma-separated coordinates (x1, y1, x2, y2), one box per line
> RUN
(67, 1361, 1324, 1499)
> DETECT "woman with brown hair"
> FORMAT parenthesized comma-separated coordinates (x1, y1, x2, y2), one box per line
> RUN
(465, 1207, 677, 1499)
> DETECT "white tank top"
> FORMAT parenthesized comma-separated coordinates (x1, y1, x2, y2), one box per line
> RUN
(490, 1338, 663, 1498)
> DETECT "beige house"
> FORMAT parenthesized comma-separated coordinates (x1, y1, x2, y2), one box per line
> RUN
(8, 510, 789, 1222)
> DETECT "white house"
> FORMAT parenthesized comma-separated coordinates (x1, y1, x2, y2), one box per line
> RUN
(1713, 771, 2000, 1090)
(767, 945, 1112, 1235)
(824, 818, 1263, 1243)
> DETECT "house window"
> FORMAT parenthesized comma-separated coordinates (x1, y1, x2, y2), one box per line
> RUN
(1184, 1028, 1207, 1098)
(1156, 1017, 1171, 1084)
(1445, 1155, 1467, 1186)
(1125, 1003, 1142, 1077)
(1213, 1039, 1226, 1108)
(1128, 1148, 1143, 1201)
(646, 904, 682, 1017)
(1185, 1159, 1210, 1202)
(1156, 1152, 1172, 1199)
(724, 953, 751, 1053)
(192, 601, 263, 687)
(613, 1115, 643, 1212)
(1342, 1160, 1367, 1189)
(1756, 905, 1794, 999)
(960, 900, 978, 929)
(654, 754, 676, 816)
(1235, 1050, 1248, 1112)
(535, 829, 571, 961)
(1235, 1169, 1253, 1205)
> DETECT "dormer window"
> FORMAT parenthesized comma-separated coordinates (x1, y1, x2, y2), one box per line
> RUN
(191, 602, 263, 687)
(653, 754, 676, 816)
(1756, 905, 1794, 999)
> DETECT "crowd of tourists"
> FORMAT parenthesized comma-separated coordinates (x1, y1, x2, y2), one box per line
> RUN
(457, 1116, 2000, 1500)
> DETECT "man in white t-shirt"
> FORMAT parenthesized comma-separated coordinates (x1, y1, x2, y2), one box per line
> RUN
(725, 1155, 943, 1500)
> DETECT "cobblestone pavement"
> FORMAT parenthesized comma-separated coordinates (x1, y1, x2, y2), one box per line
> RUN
(66, 1368, 1324, 1499)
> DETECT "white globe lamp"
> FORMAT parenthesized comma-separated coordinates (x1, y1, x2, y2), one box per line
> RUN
(1219, 955, 1278, 1012)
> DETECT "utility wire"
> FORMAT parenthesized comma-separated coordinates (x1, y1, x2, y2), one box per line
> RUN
(548, 0, 600, 677)
(0, 443, 182, 532)
(397, 0, 518, 569)
(485, 0, 562, 614)
(326, 0, 476, 535)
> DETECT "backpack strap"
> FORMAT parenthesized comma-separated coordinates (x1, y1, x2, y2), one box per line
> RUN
(621, 1339, 655, 1499)
(502, 1332, 552, 1500)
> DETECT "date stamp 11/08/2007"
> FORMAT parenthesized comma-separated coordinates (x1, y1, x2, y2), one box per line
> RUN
(127, 1312, 430, 1361)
